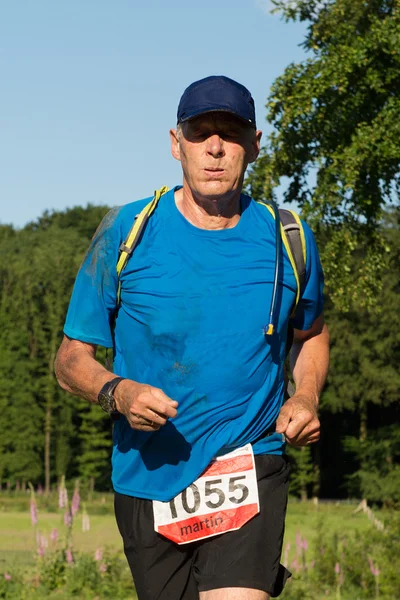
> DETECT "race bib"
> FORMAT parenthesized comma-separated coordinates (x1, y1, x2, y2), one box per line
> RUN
(153, 444, 259, 544)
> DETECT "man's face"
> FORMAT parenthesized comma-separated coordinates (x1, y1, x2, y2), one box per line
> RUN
(170, 113, 262, 201)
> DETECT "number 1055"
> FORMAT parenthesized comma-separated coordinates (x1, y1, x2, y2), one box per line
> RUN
(169, 476, 250, 519)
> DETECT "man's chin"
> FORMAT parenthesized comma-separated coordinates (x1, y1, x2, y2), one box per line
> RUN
(194, 181, 236, 199)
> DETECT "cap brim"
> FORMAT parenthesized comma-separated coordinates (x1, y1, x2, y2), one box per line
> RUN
(178, 108, 256, 128)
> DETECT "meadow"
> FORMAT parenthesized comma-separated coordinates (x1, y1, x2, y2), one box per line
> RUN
(1, 490, 397, 599)
(0, 496, 370, 566)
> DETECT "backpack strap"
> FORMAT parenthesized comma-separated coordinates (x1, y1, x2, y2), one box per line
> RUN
(256, 201, 307, 313)
(116, 192, 306, 314)
(279, 209, 307, 311)
(115, 186, 169, 303)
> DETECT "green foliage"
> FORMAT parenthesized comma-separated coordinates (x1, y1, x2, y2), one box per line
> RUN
(0, 472, 136, 598)
(0, 205, 112, 489)
(247, 0, 400, 310)
(287, 445, 314, 500)
(35, 549, 68, 593)
(25, 204, 110, 240)
(76, 401, 112, 490)
(0, 550, 136, 599)
(344, 426, 400, 506)
(281, 513, 400, 599)
(0, 572, 25, 600)
(319, 209, 400, 499)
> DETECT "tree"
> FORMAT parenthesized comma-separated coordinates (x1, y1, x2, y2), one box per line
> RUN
(287, 445, 315, 500)
(247, 0, 400, 310)
(0, 227, 44, 485)
(319, 207, 400, 498)
(76, 400, 112, 495)
(0, 205, 110, 490)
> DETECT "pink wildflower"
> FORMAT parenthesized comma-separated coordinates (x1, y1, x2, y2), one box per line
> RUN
(71, 485, 80, 517)
(64, 509, 72, 528)
(95, 548, 103, 562)
(82, 510, 90, 532)
(301, 537, 308, 551)
(50, 528, 59, 543)
(58, 480, 65, 509)
(30, 496, 38, 526)
(58, 476, 69, 509)
(368, 557, 380, 577)
(291, 558, 300, 573)
(4, 573, 11, 581)
(37, 534, 48, 556)
(66, 549, 73, 564)
(28, 483, 38, 526)
(335, 562, 341, 575)
(295, 532, 302, 555)
(99, 562, 107, 573)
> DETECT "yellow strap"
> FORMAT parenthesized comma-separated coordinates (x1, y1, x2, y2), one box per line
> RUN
(116, 186, 169, 276)
(256, 200, 301, 310)
(116, 186, 169, 304)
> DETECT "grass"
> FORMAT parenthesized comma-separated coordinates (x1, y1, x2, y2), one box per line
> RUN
(0, 496, 374, 570)
(0, 493, 389, 599)
(0, 512, 122, 572)
(283, 499, 372, 564)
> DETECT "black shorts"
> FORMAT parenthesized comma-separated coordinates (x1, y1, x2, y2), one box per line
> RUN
(114, 454, 291, 600)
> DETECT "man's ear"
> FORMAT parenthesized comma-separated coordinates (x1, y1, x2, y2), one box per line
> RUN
(248, 129, 263, 164)
(170, 129, 181, 161)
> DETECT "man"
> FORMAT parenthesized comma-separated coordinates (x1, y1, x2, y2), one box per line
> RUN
(55, 75, 329, 600)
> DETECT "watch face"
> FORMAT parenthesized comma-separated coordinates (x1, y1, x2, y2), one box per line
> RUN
(98, 392, 115, 413)
(98, 380, 121, 414)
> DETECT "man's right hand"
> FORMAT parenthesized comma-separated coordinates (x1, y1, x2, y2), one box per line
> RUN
(114, 380, 178, 431)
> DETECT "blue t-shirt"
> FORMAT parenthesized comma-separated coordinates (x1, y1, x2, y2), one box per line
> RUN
(64, 187, 324, 501)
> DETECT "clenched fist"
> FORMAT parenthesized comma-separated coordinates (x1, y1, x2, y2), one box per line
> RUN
(114, 380, 178, 431)
(276, 393, 320, 446)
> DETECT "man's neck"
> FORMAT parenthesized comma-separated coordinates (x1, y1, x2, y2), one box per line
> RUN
(174, 186, 242, 231)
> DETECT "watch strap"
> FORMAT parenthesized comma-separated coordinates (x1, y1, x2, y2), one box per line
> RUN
(97, 376, 125, 414)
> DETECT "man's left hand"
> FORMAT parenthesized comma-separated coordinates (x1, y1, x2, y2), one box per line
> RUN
(275, 394, 320, 446)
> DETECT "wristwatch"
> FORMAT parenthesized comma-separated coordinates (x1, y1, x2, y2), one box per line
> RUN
(97, 377, 125, 415)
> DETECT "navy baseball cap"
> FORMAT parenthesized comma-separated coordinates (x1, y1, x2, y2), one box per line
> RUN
(177, 75, 256, 128)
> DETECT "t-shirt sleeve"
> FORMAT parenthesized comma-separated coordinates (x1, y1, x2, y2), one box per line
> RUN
(289, 220, 324, 332)
(63, 207, 122, 347)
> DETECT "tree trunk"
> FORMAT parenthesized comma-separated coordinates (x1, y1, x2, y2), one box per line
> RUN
(359, 401, 367, 442)
(359, 400, 368, 501)
(44, 403, 51, 495)
(88, 476, 95, 502)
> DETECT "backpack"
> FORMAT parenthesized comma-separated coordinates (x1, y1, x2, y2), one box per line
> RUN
(114, 186, 306, 396)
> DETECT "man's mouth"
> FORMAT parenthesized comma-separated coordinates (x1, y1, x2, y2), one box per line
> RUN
(204, 168, 224, 174)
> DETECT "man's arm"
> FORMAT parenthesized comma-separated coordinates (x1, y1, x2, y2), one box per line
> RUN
(55, 335, 178, 431)
(275, 313, 329, 446)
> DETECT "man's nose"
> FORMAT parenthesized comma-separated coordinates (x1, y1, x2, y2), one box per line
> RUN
(206, 134, 225, 158)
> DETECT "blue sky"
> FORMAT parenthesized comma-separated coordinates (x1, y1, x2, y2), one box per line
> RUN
(1, 1, 308, 228)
